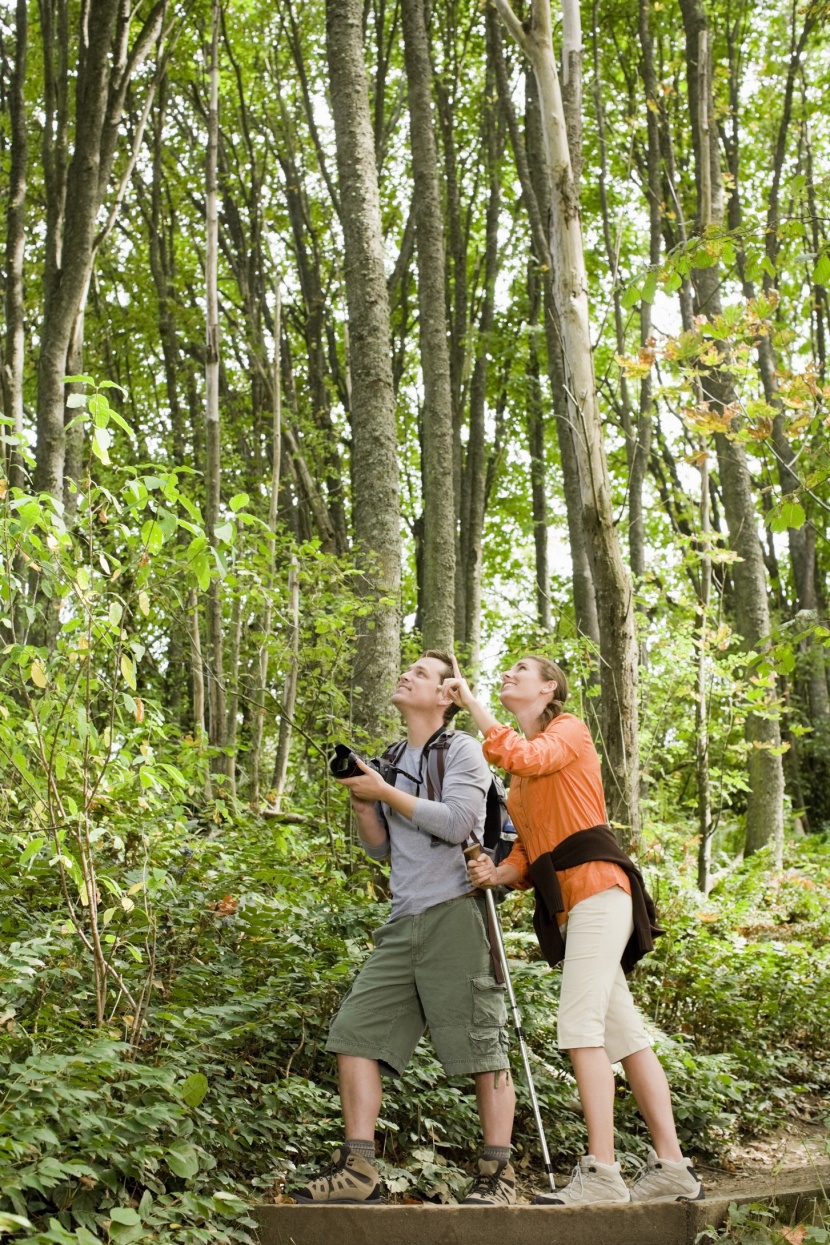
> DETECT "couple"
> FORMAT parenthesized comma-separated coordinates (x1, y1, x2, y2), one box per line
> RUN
(292, 650, 704, 1208)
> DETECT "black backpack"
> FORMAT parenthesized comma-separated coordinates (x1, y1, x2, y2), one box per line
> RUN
(381, 728, 517, 864)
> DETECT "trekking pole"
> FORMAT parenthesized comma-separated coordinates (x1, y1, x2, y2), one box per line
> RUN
(464, 845, 556, 1192)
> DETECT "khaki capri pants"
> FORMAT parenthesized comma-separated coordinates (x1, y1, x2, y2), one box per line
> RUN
(557, 884, 652, 1065)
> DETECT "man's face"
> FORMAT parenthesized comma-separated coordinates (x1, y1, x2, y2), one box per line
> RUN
(391, 656, 451, 716)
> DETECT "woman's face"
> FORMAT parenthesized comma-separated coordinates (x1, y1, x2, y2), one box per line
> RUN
(499, 657, 555, 714)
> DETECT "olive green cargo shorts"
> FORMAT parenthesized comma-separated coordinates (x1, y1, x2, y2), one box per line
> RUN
(326, 895, 509, 1077)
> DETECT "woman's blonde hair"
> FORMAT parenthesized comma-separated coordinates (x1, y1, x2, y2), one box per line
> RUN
(528, 655, 568, 729)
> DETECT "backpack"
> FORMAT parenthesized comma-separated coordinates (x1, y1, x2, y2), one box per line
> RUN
(381, 728, 517, 865)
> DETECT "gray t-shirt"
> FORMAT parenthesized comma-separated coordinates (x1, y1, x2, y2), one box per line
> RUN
(359, 731, 491, 920)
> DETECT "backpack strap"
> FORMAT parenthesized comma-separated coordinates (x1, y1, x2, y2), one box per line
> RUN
(422, 728, 453, 801)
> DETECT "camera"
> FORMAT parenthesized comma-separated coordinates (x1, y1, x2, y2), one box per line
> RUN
(329, 744, 395, 783)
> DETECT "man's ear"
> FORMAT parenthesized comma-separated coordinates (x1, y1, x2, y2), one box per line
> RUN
(436, 680, 454, 709)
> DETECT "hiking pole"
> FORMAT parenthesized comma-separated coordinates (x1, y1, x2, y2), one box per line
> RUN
(464, 845, 556, 1192)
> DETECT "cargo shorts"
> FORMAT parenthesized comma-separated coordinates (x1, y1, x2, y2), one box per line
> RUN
(326, 894, 509, 1077)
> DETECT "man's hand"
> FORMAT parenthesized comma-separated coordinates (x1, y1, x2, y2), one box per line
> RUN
(338, 755, 391, 803)
(467, 853, 499, 889)
(442, 654, 476, 710)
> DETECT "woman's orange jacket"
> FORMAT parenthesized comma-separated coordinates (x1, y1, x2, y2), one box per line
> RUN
(482, 713, 630, 919)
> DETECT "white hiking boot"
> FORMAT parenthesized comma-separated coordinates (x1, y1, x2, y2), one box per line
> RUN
(534, 1154, 631, 1206)
(629, 1148, 705, 1203)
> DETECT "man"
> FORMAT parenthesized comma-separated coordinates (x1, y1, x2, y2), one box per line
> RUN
(293, 651, 516, 1206)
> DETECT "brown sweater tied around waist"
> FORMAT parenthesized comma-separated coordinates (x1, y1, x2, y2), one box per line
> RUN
(528, 824, 664, 975)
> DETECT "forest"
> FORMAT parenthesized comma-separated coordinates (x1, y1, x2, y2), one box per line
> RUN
(0, 0, 828, 1238)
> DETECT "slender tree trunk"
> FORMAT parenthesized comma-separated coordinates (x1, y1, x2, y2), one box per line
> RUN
(679, 0, 784, 861)
(2, 0, 28, 492)
(272, 557, 300, 806)
(492, 21, 599, 646)
(526, 265, 552, 631)
(250, 279, 282, 808)
(205, 0, 227, 777)
(462, 13, 502, 669)
(401, 0, 456, 651)
(696, 452, 714, 891)
(496, 0, 640, 841)
(326, 0, 401, 738)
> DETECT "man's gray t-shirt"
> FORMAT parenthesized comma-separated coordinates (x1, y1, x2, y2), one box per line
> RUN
(359, 732, 491, 920)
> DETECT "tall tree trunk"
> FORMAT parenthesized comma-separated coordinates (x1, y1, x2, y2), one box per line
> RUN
(401, 0, 456, 651)
(679, 0, 784, 861)
(205, 0, 228, 777)
(250, 279, 282, 808)
(272, 557, 300, 806)
(461, 11, 502, 670)
(2, 0, 28, 492)
(327, 0, 401, 738)
(526, 264, 552, 631)
(492, 21, 599, 647)
(496, 0, 640, 841)
(696, 452, 714, 891)
(34, 0, 166, 497)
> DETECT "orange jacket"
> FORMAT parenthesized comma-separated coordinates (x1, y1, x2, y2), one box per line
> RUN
(482, 714, 630, 918)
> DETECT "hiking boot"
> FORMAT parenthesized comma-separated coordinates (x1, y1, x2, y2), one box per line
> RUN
(534, 1155, 630, 1206)
(292, 1145, 381, 1205)
(461, 1156, 517, 1206)
(629, 1149, 704, 1203)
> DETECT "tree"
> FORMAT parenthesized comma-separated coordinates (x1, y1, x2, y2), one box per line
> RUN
(494, 0, 641, 840)
(326, 0, 401, 737)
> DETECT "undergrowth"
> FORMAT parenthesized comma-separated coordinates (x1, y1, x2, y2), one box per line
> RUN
(1, 810, 828, 1243)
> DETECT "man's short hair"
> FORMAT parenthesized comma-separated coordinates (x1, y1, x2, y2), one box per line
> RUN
(420, 649, 461, 724)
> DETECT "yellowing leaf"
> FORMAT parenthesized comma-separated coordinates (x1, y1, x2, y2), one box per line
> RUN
(30, 660, 47, 688)
(138, 591, 150, 616)
(121, 654, 137, 690)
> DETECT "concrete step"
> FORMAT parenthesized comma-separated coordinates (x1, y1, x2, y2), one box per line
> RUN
(252, 1165, 829, 1245)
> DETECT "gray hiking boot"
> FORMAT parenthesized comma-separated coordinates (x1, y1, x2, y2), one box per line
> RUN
(292, 1145, 382, 1205)
(629, 1148, 705, 1203)
(534, 1155, 630, 1206)
(461, 1156, 517, 1206)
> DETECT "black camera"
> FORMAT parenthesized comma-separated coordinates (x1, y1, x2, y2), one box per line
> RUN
(329, 744, 395, 783)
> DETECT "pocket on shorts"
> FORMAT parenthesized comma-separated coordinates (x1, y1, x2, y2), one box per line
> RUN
(471, 974, 506, 1028)
(469, 1026, 509, 1061)
(372, 921, 394, 948)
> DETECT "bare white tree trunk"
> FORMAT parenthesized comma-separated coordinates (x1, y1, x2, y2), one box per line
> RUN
(494, 0, 640, 842)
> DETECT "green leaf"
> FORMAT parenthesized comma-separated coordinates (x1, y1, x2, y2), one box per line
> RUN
(166, 1141, 200, 1179)
(110, 1208, 141, 1225)
(620, 281, 641, 310)
(108, 407, 135, 439)
(140, 519, 164, 554)
(229, 492, 249, 511)
(767, 499, 806, 532)
(814, 252, 830, 286)
(641, 269, 658, 305)
(214, 520, 234, 544)
(109, 600, 123, 627)
(19, 836, 45, 866)
(179, 1071, 209, 1108)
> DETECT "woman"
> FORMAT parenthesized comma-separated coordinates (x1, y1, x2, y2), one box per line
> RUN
(444, 654, 704, 1207)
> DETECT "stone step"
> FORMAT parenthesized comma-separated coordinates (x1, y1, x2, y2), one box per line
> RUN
(252, 1165, 829, 1245)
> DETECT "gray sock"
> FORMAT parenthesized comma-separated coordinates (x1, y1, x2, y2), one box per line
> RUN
(345, 1138, 376, 1164)
(481, 1145, 511, 1164)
